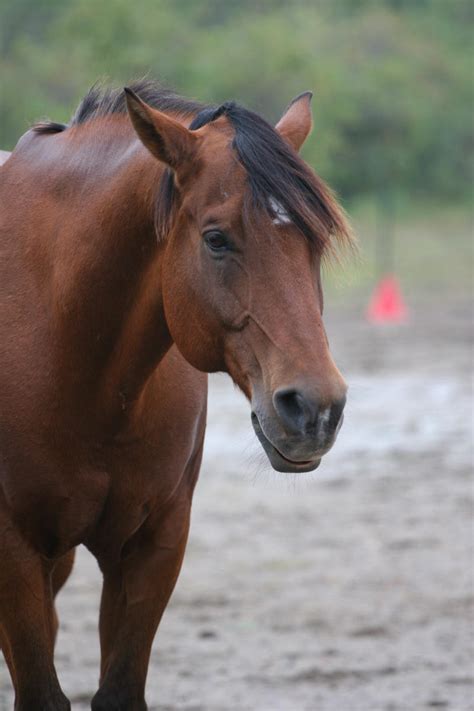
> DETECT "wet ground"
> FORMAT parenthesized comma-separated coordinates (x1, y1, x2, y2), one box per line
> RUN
(0, 299, 472, 710)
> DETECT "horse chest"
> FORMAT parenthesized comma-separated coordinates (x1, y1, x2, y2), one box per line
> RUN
(83, 442, 192, 564)
(0, 448, 110, 557)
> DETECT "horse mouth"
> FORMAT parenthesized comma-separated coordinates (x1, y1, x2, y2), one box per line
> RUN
(251, 413, 322, 474)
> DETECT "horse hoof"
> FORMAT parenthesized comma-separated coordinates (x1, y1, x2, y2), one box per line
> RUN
(91, 688, 147, 711)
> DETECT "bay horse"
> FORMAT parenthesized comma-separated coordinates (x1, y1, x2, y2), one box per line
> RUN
(0, 80, 353, 710)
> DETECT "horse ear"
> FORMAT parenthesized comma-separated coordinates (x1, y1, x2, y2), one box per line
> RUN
(275, 92, 313, 152)
(124, 88, 198, 170)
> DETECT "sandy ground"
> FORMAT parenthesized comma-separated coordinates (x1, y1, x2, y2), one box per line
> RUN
(0, 298, 472, 711)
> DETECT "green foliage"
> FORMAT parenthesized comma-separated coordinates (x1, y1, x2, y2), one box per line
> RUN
(0, 0, 472, 202)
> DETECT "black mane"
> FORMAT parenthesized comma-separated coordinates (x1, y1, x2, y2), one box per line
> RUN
(32, 79, 205, 134)
(33, 79, 353, 255)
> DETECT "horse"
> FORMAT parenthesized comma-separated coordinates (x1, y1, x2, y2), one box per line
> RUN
(0, 79, 353, 710)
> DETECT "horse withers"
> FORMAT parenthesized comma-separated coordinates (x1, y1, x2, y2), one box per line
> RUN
(0, 81, 353, 710)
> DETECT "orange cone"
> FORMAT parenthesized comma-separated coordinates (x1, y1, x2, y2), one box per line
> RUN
(366, 274, 408, 323)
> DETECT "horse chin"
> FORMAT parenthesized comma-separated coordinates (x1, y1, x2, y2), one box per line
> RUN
(251, 413, 322, 474)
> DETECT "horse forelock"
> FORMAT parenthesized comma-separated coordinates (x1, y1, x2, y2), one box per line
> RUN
(161, 99, 355, 258)
(228, 104, 353, 258)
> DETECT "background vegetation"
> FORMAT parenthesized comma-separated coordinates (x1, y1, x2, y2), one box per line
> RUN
(0, 0, 472, 297)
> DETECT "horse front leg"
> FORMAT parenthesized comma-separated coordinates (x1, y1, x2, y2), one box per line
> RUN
(0, 510, 70, 711)
(91, 492, 192, 711)
(49, 548, 76, 646)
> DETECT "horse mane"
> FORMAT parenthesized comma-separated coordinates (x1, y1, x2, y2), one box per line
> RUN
(32, 79, 205, 134)
(32, 79, 354, 257)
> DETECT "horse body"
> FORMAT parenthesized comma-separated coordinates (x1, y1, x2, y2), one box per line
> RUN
(0, 81, 353, 709)
(0, 121, 205, 557)
(0, 115, 207, 709)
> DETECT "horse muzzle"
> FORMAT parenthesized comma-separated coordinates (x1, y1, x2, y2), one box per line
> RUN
(251, 387, 346, 473)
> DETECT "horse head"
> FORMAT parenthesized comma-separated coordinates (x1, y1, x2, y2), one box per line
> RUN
(125, 88, 353, 473)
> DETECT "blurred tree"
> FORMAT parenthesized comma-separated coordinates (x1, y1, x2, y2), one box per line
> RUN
(0, 0, 471, 204)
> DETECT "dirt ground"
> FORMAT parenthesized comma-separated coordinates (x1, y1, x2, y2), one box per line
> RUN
(0, 298, 472, 711)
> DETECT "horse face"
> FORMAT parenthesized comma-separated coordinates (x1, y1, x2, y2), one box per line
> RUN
(126, 91, 349, 473)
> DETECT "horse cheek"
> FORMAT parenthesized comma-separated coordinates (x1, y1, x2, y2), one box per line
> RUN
(162, 254, 224, 373)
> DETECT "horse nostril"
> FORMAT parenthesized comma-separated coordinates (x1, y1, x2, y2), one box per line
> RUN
(273, 388, 347, 440)
(273, 387, 318, 435)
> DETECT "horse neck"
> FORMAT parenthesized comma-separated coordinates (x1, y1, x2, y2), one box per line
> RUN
(49, 125, 173, 425)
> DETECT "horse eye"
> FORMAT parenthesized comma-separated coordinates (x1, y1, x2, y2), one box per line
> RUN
(203, 230, 230, 253)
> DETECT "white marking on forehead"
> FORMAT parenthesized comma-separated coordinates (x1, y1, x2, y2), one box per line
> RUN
(268, 196, 292, 225)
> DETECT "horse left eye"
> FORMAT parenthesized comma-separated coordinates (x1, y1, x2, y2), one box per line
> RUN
(203, 231, 230, 253)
